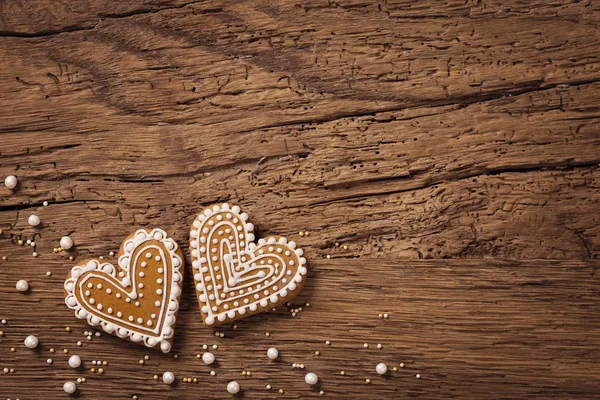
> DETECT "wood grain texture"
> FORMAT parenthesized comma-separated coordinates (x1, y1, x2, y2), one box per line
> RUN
(0, 0, 599, 398)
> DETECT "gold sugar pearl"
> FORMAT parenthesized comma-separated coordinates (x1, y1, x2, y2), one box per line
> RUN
(63, 349, 69, 354)
(69, 256, 74, 261)
(139, 360, 144, 365)
(299, 232, 304, 237)
(241, 371, 247, 376)
(214, 332, 220, 337)
(365, 378, 371, 384)
(342, 245, 348, 250)
(196, 354, 201, 358)
(233, 325, 237, 329)
(247, 371, 252, 377)
(98, 368, 104, 374)
(305, 302, 310, 307)
(400, 363, 405, 368)
(304, 231, 310, 236)
(49, 348, 55, 353)
(193, 377, 198, 383)
(340, 371, 346, 376)
(81, 377, 87, 383)
(102, 361, 108, 366)
(153, 375, 159, 380)
(393, 367, 398, 372)
(17, 240, 23, 246)
(335, 242, 339, 247)
(1, 256, 6, 261)
(279, 389, 284, 394)
(173, 354, 178, 359)
(265, 332, 270, 337)
(65, 326, 71, 332)
(90, 368, 96, 373)
(314, 351, 320, 356)
(10, 347, 15, 352)
(9, 368, 14, 373)
(0, 331, 4, 337)
(132, 396, 138, 400)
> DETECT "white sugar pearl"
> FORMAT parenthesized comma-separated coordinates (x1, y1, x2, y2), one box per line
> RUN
(68, 355, 81, 368)
(47, 358, 53, 364)
(376, 362, 388, 375)
(266, 384, 272, 390)
(24, 335, 39, 349)
(43, 201, 49, 206)
(16, 279, 29, 292)
(267, 347, 279, 360)
(363, 343, 369, 348)
(63, 381, 76, 394)
(60, 236, 74, 250)
(210, 370, 216, 376)
(4, 175, 17, 190)
(305, 372, 318, 385)
(162, 371, 175, 384)
(227, 381, 240, 394)
(202, 352, 215, 365)
(28, 215, 41, 227)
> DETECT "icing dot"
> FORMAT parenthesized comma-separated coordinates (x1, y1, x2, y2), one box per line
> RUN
(97, 283, 103, 289)
(147, 320, 153, 326)
(85, 290, 90, 296)
(107, 308, 113, 314)
(128, 316, 134, 322)
(141, 262, 147, 267)
(89, 298, 96, 305)
(126, 298, 131, 303)
(138, 283, 144, 289)
(139, 272, 145, 278)
(87, 283, 93, 289)
(116, 293, 122, 299)
(145, 252, 152, 258)
(117, 312, 123, 317)
(157, 278, 163, 284)
(97, 304, 103, 311)
(157, 289, 163, 295)
(155, 256, 161, 261)
(155, 301, 161, 307)
(106, 288, 112, 294)
(158, 268, 164, 273)
(137, 318, 143, 324)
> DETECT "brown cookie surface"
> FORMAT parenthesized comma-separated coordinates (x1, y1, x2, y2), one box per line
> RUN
(190, 203, 308, 326)
(64, 228, 184, 352)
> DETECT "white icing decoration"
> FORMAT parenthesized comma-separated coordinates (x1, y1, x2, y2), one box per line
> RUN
(64, 228, 183, 353)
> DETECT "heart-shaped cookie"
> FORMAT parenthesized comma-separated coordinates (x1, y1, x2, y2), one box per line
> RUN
(64, 228, 184, 352)
(190, 203, 307, 326)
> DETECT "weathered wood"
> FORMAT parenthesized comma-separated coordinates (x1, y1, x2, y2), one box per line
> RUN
(0, 259, 598, 399)
(0, 0, 599, 398)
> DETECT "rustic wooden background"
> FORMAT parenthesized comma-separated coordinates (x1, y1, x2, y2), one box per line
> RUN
(1, 0, 599, 398)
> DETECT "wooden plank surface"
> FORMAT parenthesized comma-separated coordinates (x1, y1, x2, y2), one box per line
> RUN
(0, 0, 599, 398)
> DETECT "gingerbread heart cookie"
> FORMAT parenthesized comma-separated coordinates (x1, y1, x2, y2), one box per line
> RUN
(64, 228, 184, 352)
(190, 203, 308, 326)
